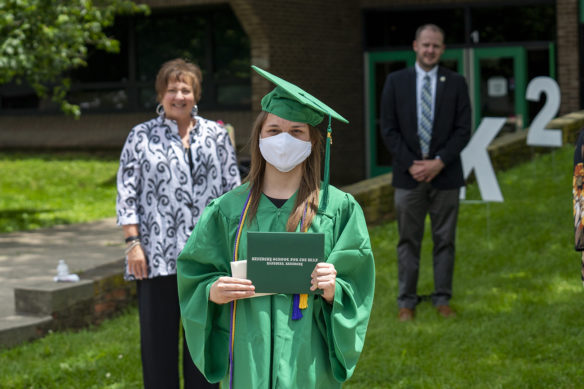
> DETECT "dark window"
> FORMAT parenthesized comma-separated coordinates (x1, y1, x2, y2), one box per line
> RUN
(363, 1, 555, 49)
(71, 20, 130, 84)
(0, 5, 251, 114)
(363, 7, 466, 49)
(527, 47, 553, 122)
(0, 82, 40, 109)
(470, 4, 556, 44)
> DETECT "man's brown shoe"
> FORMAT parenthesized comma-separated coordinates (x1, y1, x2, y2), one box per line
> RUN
(436, 305, 456, 318)
(398, 308, 415, 322)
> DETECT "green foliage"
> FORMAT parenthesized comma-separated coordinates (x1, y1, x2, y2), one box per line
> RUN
(1, 147, 583, 388)
(0, 0, 149, 117)
(0, 152, 119, 232)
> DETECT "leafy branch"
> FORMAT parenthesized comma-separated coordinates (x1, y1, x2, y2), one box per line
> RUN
(0, 0, 149, 117)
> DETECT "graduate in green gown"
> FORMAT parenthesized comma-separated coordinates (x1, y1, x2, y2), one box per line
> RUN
(177, 66, 375, 388)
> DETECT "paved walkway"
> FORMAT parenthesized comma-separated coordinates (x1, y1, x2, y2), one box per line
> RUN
(0, 218, 125, 321)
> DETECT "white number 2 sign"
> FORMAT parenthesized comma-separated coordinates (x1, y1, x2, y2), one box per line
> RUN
(525, 76, 562, 147)
(461, 76, 562, 202)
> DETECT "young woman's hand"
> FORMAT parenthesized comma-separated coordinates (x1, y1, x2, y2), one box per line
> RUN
(209, 277, 255, 304)
(310, 263, 337, 304)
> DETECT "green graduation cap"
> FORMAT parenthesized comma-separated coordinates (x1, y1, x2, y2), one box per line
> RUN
(251, 65, 349, 210)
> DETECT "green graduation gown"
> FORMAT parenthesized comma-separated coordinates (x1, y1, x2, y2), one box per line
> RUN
(177, 183, 375, 388)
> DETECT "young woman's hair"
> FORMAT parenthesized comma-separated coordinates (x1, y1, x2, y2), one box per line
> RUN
(244, 111, 323, 232)
(155, 58, 203, 103)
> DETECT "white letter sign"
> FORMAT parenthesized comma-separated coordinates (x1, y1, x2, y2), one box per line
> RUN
(460, 117, 506, 202)
(456, 77, 562, 203)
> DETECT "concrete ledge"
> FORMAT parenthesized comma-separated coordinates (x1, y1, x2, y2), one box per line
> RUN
(15, 280, 94, 316)
(0, 315, 52, 349)
(1, 259, 136, 349)
(342, 173, 393, 226)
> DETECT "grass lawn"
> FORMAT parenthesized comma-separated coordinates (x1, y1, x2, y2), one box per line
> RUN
(0, 152, 118, 232)
(1, 147, 583, 388)
(0, 309, 142, 389)
(354, 146, 584, 388)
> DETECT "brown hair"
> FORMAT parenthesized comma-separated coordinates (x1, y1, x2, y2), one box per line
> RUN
(244, 111, 323, 232)
(155, 58, 202, 103)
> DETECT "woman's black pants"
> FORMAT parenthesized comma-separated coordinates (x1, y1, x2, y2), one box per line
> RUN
(137, 275, 217, 389)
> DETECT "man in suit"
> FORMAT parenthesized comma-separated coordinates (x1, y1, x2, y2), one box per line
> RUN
(380, 24, 471, 321)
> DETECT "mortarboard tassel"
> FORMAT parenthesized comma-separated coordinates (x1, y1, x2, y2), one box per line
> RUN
(299, 293, 308, 309)
(292, 294, 303, 320)
(321, 115, 332, 212)
(292, 293, 309, 320)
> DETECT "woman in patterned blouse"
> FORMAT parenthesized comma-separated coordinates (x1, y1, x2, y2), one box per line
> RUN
(116, 58, 241, 389)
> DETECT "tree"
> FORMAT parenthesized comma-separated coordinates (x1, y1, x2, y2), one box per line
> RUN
(0, 0, 149, 117)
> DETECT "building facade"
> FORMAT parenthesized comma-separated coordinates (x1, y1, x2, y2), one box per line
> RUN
(0, 0, 580, 185)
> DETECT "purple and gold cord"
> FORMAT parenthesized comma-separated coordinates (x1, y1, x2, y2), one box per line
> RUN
(229, 190, 252, 389)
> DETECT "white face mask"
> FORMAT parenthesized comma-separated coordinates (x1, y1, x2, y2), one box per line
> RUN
(259, 132, 312, 173)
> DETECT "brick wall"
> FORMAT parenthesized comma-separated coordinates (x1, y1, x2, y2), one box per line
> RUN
(230, 0, 365, 186)
(83, 261, 137, 325)
(140, 0, 228, 8)
(557, 0, 581, 114)
(361, 0, 505, 6)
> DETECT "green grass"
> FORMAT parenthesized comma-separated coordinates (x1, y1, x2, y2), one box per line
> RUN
(352, 146, 583, 388)
(0, 308, 142, 389)
(0, 152, 118, 232)
(1, 147, 582, 388)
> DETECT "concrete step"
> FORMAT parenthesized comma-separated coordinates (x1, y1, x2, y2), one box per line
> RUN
(15, 280, 94, 316)
(0, 314, 53, 349)
(0, 259, 136, 349)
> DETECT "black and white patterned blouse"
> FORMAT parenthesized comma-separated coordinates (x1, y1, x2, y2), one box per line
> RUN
(116, 114, 241, 280)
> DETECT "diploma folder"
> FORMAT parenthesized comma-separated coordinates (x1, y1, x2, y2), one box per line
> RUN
(247, 231, 324, 294)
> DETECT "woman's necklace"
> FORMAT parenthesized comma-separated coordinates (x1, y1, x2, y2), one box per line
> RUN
(181, 119, 195, 149)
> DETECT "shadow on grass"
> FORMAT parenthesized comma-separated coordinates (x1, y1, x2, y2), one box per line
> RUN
(0, 209, 70, 233)
(0, 150, 121, 162)
(99, 174, 117, 187)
